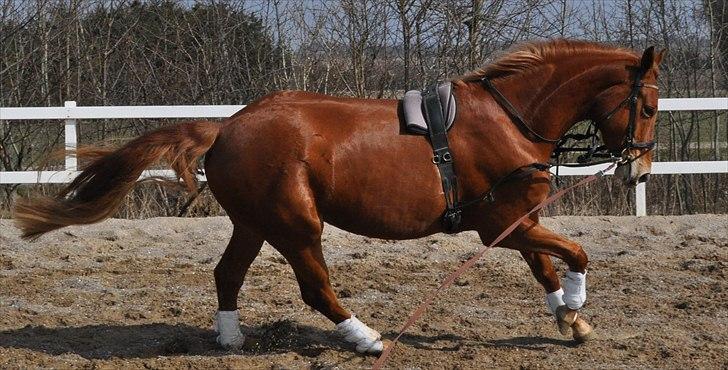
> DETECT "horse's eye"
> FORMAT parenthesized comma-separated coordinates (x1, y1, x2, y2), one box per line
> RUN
(642, 105, 656, 118)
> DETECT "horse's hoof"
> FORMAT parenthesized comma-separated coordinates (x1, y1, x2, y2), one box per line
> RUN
(572, 316, 594, 343)
(555, 305, 577, 336)
(375, 339, 393, 355)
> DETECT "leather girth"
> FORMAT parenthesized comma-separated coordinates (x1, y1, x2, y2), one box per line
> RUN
(422, 84, 461, 233)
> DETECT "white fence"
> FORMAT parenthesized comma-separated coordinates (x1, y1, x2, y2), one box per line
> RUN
(1, 98, 727, 216)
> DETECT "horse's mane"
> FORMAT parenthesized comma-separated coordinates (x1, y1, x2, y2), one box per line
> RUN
(457, 39, 639, 82)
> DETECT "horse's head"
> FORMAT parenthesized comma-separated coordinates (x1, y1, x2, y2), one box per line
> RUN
(591, 46, 666, 186)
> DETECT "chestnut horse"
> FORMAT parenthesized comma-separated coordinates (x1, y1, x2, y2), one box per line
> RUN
(14, 40, 663, 354)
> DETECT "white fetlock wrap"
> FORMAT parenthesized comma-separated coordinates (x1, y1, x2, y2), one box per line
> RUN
(335, 315, 383, 354)
(562, 270, 587, 310)
(546, 288, 565, 314)
(213, 310, 245, 349)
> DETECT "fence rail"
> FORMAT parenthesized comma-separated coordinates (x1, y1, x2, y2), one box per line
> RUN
(1, 98, 727, 216)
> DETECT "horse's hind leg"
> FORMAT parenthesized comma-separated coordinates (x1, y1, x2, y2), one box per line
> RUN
(271, 235, 384, 354)
(252, 167, 382, 354)
(213, 223, 264, 349)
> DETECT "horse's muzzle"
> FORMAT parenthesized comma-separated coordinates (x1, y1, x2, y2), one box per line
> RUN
(615, 156, 651, 187)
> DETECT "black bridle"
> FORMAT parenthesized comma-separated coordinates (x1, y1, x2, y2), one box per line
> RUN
(481, 70, 659, 168)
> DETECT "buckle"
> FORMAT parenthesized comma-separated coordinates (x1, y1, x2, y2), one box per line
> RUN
(443, 209, 462, 233)
(432, 151, 452, 164)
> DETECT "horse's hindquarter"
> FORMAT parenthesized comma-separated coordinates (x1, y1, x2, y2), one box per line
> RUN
(207, 91, 447, 239)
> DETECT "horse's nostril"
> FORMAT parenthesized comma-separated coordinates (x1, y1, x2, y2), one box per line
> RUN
(638, 173, 650, 183)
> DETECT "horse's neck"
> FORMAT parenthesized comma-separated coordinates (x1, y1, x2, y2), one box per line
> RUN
(497, 64, 618, 145)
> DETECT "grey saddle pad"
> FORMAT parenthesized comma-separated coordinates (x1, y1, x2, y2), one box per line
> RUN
(402, 82, 457, 135)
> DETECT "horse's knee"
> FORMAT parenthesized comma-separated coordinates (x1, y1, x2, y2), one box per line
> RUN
(574, 247, 589, 271)
(563, 241, 588, 272)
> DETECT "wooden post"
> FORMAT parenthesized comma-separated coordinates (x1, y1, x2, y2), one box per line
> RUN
(64, 101, 78, 171)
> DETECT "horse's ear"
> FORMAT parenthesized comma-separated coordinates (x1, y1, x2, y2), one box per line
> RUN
(655, 48, 667, 66)
(640, 46, 656, 71)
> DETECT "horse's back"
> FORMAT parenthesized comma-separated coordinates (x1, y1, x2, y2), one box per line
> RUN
(205, 90, 446, 238)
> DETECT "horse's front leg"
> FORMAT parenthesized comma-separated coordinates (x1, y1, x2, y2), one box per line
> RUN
(519, 251, 564, 312)
(488, 221, 594, 342)
(520, 251, 594, 342)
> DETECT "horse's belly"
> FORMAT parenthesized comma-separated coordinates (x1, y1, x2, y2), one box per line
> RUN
(320, 177, 446, 240)
(323, 206, 442, 240)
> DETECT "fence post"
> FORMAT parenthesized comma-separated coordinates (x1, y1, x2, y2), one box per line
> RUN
(635, 182, 647, 216)
(64, 101, 78, 171)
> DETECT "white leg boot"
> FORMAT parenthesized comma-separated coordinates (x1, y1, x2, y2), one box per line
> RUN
(562, 270, 587, 310)
(546, 288, 565, 314)
(213, 310, 245, 350)
(335, 315, 384, 354)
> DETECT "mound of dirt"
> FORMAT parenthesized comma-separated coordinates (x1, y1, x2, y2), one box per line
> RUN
(0, 215, 726, 368)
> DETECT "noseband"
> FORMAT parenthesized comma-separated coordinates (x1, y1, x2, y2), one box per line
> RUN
(482, 69, 659, 167)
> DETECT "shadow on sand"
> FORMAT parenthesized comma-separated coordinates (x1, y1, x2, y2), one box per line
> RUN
(393, 332, 576, 352)
(0, 319, 349, 360)
(480, 336, 578, 349)
(1, 320, 577, 360)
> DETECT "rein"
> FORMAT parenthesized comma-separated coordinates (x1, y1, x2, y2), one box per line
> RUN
(481, 78, 560, 144)
(373, 161, 619, 370)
